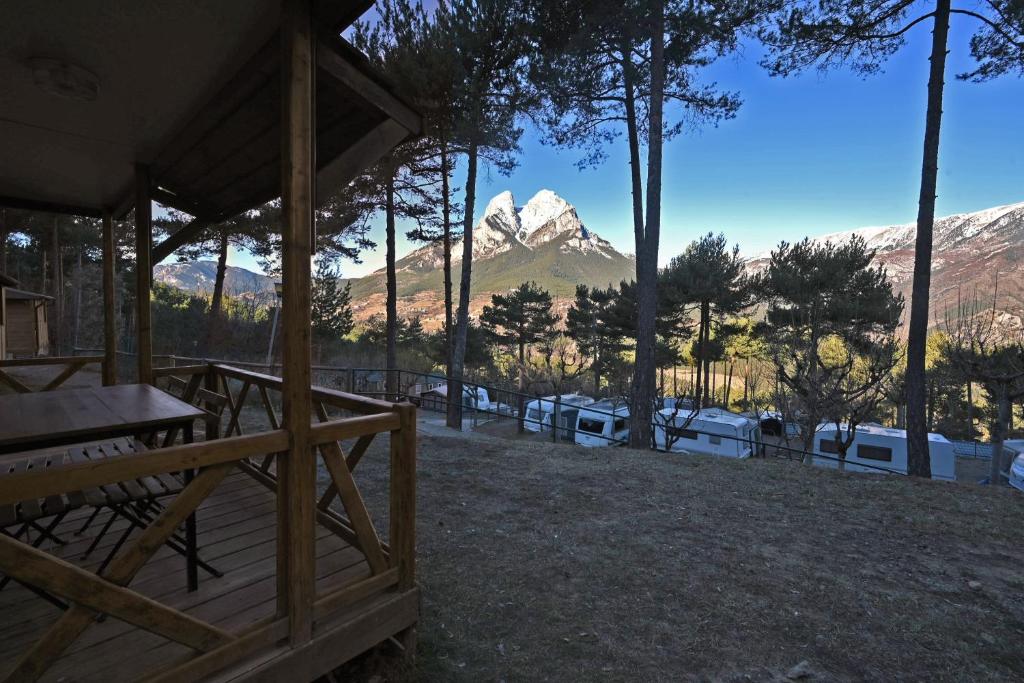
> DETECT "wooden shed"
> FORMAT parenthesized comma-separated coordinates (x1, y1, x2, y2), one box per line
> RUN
(0, 273, 52, 358)
(0, 1, 422, 680)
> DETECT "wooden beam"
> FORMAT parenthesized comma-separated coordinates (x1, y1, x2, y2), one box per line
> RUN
(390, 403, 416, 591)
(315, 119, 410, 206)
(0, 534, 233, 652)
(102, 210, 117, 385)
(280, 0, 316, 647)
(0, 368, 31, 393)
(316, 404, 388, 575)
(151, 216, 209, 266)
(0, 431, 286, 507)
(308, 412, 401, 443)
(0, 194, 103, 219)
(315, 40, 421, 135)
(135, 164, 153, 385)
(40, 360, 87, 391)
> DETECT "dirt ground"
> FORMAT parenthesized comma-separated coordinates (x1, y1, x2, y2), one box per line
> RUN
(341, 428, 1024, 682)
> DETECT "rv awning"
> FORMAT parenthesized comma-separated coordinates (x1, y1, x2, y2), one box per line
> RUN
(0, 0, 420, 223)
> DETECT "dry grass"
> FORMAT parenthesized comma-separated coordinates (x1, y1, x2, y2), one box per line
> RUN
(343, 429, 1024, 682)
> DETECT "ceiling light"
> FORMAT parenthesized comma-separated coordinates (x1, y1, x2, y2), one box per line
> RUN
(29, 58, 99, 102)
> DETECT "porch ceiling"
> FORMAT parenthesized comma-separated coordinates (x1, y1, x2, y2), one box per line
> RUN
(0, 0, 416, 222)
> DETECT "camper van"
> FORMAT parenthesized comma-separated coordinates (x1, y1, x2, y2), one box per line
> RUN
(1003, 440, 1024, 492)
(653, 407, 760, 458)
(418, 383, 491, 413)
(574, 399, 630, 447)
(524, 394, 595, 439)
(812, 424, 956, 480)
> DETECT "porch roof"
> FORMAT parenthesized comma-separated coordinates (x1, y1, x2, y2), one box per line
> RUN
(0, 0, 420, 223)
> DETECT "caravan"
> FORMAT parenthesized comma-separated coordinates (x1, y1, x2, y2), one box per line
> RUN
(812, 424, 956, 480)
(524, 394, 596, 439)
(1002, 440, 1024, 492)
(574, 399, 630, 447)
(653, 407, 760, 458)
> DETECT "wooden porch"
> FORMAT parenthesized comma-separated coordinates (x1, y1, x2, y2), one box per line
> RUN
(0, 362, 417, 681)
(0, 1, 422, 680)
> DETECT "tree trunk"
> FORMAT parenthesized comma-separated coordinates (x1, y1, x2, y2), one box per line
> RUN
(385, 168, 398, 401)
(966, 381, 974, 437)
(629, 0, 664, 449)
(0, 208, 7, 274)
(991, 392, 1010, 484)
(517, 340, 526, 433)
(725, 362, 734, 410)
(202, 228, 229, 357)
(441, 144, 454, 385)
(50, 216, 63, 355)
(73, 245, 83, 350)
(448, 139, 479, 430)
(905, 0, 950, 478)
(693, 313, 705, 408)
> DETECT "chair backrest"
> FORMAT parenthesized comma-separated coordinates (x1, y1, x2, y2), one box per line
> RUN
(194, 388, 228, 417)
(166, 376, 189, 398)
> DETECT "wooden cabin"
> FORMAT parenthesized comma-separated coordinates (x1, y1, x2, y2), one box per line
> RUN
(0, 273, 52, 358)
(0, 1, 421, 680)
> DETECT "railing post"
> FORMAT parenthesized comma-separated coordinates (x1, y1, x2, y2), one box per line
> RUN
(134, 165, 153, 386)
(552, 395, 560, 443)
(390, 402, 416, 591)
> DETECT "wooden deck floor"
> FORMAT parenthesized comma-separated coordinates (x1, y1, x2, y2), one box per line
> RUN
(0, 469, 374, 681)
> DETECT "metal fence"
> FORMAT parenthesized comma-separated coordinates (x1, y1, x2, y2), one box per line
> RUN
(80, 351, 909, 475)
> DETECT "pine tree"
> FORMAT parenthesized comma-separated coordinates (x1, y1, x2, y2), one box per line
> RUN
(566, 284, 627, 395)
(758, 0, 1024, 476)
(311, 260, 354, 346)
(531, 0, 770, 447)
(662, 233, 758, 408)
(760, 237, 904, 462)
(438, 0, 534, 429)
(481, 281, 559, 428)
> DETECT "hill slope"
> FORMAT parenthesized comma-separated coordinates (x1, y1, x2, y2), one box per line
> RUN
(749, 201, 1024, 334)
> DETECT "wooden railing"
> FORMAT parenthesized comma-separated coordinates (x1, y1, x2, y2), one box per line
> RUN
(0, 355, 107, 393)
(0, 361, 416, 682)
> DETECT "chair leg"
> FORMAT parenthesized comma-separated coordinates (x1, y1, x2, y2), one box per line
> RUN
(75, 507, 102, 536)
(81, 509, 119, 560)
(96, 508, 140, 576)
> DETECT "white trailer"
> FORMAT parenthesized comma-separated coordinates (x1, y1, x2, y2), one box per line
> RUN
(574, 399, 630, 447)
(1002, 440, 1024, 492)
(653, 407, 759, 458)
(812, 423, 956, 480)
(524, 394, 595, 438)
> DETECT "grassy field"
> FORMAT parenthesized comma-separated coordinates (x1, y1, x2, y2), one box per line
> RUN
(341, 428, 1024, 682)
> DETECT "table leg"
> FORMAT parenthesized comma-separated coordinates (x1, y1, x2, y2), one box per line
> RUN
(183, 421, 198, 592)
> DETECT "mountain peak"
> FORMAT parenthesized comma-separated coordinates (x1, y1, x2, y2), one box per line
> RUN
(519, 189, 572, 236)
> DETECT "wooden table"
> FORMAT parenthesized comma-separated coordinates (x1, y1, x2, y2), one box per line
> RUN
(0, 384, 206, 455)
(0, 384, 210, 591)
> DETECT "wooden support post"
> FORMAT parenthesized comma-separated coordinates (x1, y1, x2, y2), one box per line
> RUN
(390, 403, 416, 591)
(134, 165, 153, 385)
(280, 0, 316, 647)
(102, 209, 117, 386)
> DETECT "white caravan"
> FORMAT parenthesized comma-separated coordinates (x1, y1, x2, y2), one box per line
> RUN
(574, 399, 630, 447)
(524, 394, 596, 439)
(653, 407, 760, 458)
(1002, 440, 1024, 492)
(812, 423, 956, 481)
(419, 384, 491, 412)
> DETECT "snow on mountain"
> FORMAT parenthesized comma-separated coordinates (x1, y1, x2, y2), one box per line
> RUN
(809, 201, 1024, 253)
(398, 189, 624, 269)
(519, 189, 572, 237)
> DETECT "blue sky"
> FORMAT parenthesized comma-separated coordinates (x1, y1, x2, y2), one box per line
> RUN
(230, 15, 1023, 277)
